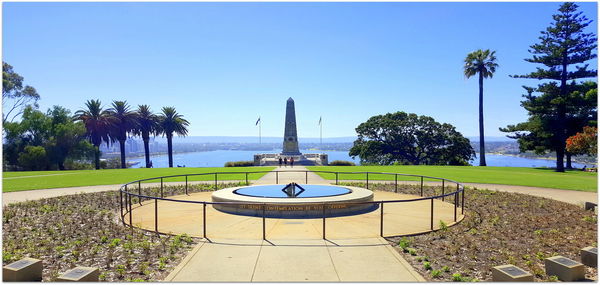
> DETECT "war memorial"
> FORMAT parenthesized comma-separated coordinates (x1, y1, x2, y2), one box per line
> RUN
(253, 97, 328, 166)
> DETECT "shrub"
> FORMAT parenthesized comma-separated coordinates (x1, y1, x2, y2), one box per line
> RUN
(423, 261, 432, 270)
(224, 161, 254, 167)
(328, 160, 356, 166)
(431, 270, 442, 278)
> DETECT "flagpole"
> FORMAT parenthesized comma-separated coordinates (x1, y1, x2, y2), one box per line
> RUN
(259, 119, 262, 144)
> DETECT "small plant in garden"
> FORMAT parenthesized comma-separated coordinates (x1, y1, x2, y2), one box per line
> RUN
(548, 275, 559, 282)
(582, 215, 597, 223)
(533, 229, 543, 236)
(398, 237, 410, 251)
(407, 248, 417, 256)
(441, 265, 450, 272)
(115, 264, 126, 279)
(431, 269, 442, 278)
(452, 273, 463, 281)
(439, 220, 448, 231)
(423, 261, 432, 270)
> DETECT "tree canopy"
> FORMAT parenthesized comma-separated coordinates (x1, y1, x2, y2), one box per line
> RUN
(502, 2, 597, 171)
(349, 112, 474, 166)
(2, 62, 40, 124)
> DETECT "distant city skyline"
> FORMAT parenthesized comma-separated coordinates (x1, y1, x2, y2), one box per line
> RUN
(3, 2, 597, 138)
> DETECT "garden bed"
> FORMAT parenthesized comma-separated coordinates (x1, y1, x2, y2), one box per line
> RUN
(2, 183, 241, 281)
(358, 183, 598, 282)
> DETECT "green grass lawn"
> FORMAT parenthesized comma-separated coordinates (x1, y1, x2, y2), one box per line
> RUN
(306, 165, 597, 192)
(2, 167, 275, 192)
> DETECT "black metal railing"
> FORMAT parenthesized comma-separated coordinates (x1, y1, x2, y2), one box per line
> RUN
(118, 170, 466, 239)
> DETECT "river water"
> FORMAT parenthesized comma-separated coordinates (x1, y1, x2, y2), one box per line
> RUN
(127, 150, 587, 169)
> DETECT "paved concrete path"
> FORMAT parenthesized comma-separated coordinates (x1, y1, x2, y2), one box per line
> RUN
(162, 167, 425, 282)
(327, 179, 597, 206)
(3, 181, 220, 206)
(165, 237, 424, 282)
(254, 166, 329, 184)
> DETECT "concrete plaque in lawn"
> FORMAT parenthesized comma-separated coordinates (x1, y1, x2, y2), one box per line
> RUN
(3, 258, 43, 281)
(491, 265, 533, 282)
(56, 266, 100, 282)
(544, 256, 585, 281)
(581, 247, 598, 268)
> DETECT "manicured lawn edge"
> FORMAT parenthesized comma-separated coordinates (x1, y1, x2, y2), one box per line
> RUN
(2, 167, 275, 192)
(306, 166, 597, 192)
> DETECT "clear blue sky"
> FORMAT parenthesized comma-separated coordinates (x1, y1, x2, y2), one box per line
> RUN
(3, 2, 597, 138)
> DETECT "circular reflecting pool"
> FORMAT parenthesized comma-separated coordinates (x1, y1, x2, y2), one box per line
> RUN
(233, 184, 351, 198)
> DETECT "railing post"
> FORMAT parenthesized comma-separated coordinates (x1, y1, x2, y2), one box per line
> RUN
(203, 203, 207, 239)
(335, 172, 338, 185)
(322, 203, 326, 240)
(462, 187, 465, 214)
(276, 172, 279, 184)
(380, 202, 384, 237)
(119, 189, 124, 224)
(305, 171, 308, 184)
(245, 173, 249, 185)
(420, 176, 424, 196)
(138, 182, 142, 205)
(185, 176, 188, 195)
(441, 180, 445, 201)
(454, 193, 457, 222)
(160, 178, 164, 198)
(214, 173, 218, 190)
(155, 198, 158, 233)
(394, 174, 398, 193)
(366, 173, 369, 189)
(262, 203, 266, 240)
(129, 193, 133, 227)
(430, 198, 434, 230)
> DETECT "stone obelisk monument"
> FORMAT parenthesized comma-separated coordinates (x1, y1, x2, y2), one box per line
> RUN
(252, 98, 328, 166)
(282, 97, 301, 155)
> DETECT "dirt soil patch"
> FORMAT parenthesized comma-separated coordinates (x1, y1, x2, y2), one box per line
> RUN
(2, 183, 240, 281)
(361, 183, 598, 281)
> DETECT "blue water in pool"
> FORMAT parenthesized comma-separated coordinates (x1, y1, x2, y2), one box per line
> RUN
(234, 184, 351, 198)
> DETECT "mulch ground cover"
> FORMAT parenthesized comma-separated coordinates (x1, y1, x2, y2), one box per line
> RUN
(2, 183, 241, 281)
(358, 183, 598, 282)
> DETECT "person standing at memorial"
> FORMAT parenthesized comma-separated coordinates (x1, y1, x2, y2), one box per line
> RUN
(283, 157, 288, 167)
(290, 157, 294, 168)
(278, 157, 283, 167)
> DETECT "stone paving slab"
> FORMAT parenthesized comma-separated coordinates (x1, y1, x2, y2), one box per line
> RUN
(165, 237, 425, 282)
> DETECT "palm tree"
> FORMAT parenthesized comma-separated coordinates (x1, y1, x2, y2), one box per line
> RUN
(74, 99, 113, 170)
(158, 107, 189, 168)
(464, 49, 498, 166)
(134, 105, 160, 168)
(106, 101, 138, 169)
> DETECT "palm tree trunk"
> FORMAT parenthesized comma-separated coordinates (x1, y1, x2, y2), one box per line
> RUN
(167, 133, 173, 168)
(478, 72, 486, 166)
(119, 139, 126, 169)
(94, 145, 101, 170)
(143, 134, 151, 168)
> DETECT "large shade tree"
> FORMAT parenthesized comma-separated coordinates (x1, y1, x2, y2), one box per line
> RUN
(464, 49, 498, 166)
(349, 112, 475, 165)
(134, 105, 160, 168)
(505, 2, 597, 172)
(107, 101, 138, 169)
(2, 62, 40, 124)
(158, 107, 189, 168)
(75, 99, 114, 170)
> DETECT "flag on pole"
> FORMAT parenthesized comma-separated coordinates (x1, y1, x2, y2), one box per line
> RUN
(256, 117, 261, 125)
(318, 116, 322, 125)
